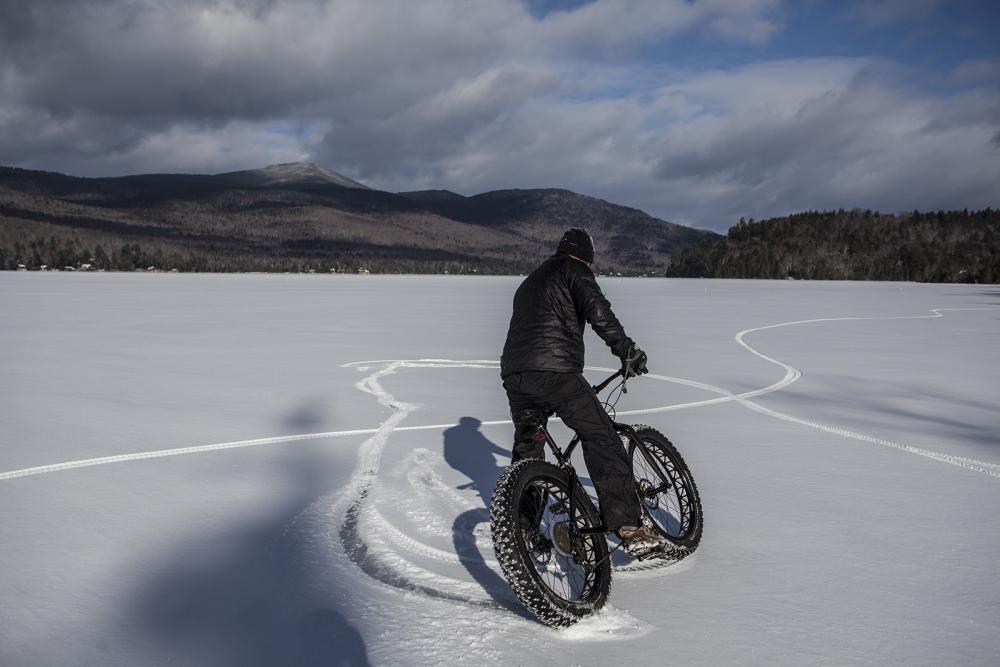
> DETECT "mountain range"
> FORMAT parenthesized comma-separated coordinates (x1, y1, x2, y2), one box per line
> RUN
(0, 163, 717, 274)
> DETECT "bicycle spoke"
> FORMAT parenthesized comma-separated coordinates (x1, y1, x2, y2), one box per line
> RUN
(521, 479, 600, 604)
(632, 439, 694, 540)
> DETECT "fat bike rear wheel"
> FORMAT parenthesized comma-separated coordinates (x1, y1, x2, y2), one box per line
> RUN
(628, 426, 703, 553)
(490, 458, 611, 627)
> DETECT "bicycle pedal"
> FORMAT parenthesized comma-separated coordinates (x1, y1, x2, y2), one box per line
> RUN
(632, 547, 659, 561)
(633, 545, 682, 561)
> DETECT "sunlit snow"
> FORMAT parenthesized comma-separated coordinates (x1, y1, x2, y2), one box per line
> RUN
(1, 273, 998, 666)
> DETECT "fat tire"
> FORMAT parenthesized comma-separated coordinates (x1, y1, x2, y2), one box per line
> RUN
(628, 425, 703, 554)
(490, 458, 611, 627)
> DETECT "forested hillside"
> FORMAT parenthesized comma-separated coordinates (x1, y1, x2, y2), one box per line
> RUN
(666, 209, 1000, 283)
(0, 164, 716, 275)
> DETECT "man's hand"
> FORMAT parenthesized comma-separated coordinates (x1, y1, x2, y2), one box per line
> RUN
(623, 346, 648, 378)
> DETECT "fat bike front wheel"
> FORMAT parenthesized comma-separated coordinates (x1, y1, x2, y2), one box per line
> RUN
(490, 458, 611, 627)
(628, 426, 703, 553)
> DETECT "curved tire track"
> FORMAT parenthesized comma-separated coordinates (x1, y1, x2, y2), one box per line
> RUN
(732, 308, 1000, 479)
(2, 308, 997, 620)
(0, 308, 1000, 628)
(333, 307, 1000, 610)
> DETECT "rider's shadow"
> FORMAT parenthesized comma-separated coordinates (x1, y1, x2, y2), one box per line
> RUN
(442, 416, 508, 507)
(442, 417, 532, 617)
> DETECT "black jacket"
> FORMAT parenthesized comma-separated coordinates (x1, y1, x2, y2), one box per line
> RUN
(501, 254, 633, 377)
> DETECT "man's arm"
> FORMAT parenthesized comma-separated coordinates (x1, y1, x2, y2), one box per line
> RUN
(567, 265, 634, 358)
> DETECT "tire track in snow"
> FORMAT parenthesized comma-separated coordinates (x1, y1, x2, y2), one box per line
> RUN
(1, 309, 995, 483)
(0, 429, 382, 482)
(332, 308, 1000, 606)
(332, 360, 526, 612)
(732, 308, 1000, 479)
(2, 307, 995, 627)
(331, 359, 685, 615)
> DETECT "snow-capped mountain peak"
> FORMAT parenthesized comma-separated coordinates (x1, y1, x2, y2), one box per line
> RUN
(218, 162, 370, 189)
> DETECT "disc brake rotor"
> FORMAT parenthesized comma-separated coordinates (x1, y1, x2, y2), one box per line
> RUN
(523, 521, 553, 564)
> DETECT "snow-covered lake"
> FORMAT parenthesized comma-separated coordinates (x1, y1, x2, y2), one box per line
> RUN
(2, 273, 999, 666)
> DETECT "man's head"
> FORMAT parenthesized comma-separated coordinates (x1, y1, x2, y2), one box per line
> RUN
(556, 228, 595, 265)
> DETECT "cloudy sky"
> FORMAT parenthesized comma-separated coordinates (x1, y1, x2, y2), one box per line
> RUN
(2, 0, 998, 230)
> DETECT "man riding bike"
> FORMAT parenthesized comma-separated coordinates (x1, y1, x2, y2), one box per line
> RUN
(500, 228, 668, 556)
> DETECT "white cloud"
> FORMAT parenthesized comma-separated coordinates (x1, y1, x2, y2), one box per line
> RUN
(952, 58, 1000, 86)
(1, 0, 998, 232)
(535, 0, 782, 52)
(2, 116, 309, 177)
(645, 61, 1000, 226)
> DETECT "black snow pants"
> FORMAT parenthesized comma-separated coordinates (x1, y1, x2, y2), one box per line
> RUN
(502, 370, 640, 531)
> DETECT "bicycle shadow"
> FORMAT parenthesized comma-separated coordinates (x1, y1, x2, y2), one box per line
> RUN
(442, 417, 534, 619)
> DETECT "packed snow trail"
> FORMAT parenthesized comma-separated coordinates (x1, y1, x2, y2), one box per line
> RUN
(1, 308, 997, 483)
(334, 360, 699, 606)
(287, 358, 665, 640)
(318, 308, 1000, 621)
(331, 360, 524, 609)
(2, 302, 997, 655)
(732, 308, 1000, 479)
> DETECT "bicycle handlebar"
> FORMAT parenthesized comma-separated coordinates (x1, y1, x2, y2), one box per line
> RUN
(591, 368, 626, 394)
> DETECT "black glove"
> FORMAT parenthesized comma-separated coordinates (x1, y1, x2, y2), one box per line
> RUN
(622, 345, 648, 378)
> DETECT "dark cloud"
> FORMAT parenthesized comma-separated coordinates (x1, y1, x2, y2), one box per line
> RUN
(647, 61, 1000, 227)
(5, 2, 331, 120)
(0, 0, 997, 231)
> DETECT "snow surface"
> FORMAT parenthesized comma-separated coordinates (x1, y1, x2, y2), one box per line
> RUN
(1, 273, 999, 666)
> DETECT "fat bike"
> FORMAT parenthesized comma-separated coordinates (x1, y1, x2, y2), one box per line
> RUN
(490, 369, 703, 627)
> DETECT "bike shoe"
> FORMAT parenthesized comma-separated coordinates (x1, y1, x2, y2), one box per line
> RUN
(616, 524, 671, 558)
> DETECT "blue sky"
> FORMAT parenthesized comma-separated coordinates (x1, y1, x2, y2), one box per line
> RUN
(1, 0, 998, 231)
(532, 0, 998, 73)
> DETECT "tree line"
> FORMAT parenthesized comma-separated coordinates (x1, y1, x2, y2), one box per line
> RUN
(665, 209, 1000, 283)
(0, 234, 529, 275)
(5, 208, 998, 281)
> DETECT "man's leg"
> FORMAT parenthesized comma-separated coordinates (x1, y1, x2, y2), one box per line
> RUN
(503, 373, 556, 525)
(553, 374, 641, 531)
(503, 373, 549, 462)
(511, 409, 548, 462)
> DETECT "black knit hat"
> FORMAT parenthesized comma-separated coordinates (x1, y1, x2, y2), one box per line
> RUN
(556, 228, 595, 263)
